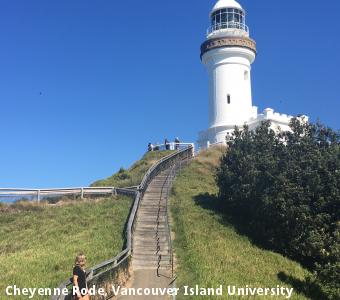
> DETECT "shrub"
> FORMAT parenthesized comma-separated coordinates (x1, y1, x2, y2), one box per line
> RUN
(216, 120, 340, 299)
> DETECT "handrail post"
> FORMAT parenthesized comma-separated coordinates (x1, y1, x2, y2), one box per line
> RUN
(87, 269, 94, 281)
(37, 190, 41, 203)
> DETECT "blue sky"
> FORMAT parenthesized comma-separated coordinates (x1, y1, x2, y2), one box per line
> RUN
(0, 0, 339, 188)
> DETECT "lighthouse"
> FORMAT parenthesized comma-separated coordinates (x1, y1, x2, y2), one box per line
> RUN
(198, 0, 306, 148)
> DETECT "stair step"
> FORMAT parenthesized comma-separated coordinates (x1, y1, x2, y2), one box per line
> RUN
(144, 193, 167, 196)
(132, 258, 171, 265)
(135, 221, 168, 227)
(139, 207, 166, 210)
(132, 265, 170, 271)
(136, 217, 166, 223)
(138, 208, 166, 212)
(133, 249, 170, 255)
(136, 219, 167, 224)
(137, 213, 164, 218)
(137, 222, 168, 231)
(132, 260, 171, 268)
(134, 243, 169, 249)
(133, 238, 169, 245)
(133, 252, 171, 258)
(139, 206, 167, 210)
(138, 212, 165, 217)
(140, 198, 167, 201)
(132, 259, 171, 265)
(134, 228, 168, 235)
(141, 197, 167, 201)
(139, 205, 167, 210)
(139, 204, 167, 208)
(134, 229, 167, 234)
(134, 236, 168, 242)
(132, 250, 169, 256)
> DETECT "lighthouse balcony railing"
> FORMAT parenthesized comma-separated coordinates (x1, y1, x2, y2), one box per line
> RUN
(207, 22, 249, 35)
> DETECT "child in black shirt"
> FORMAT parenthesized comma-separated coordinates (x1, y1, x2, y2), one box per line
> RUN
(73, 252, 89, 300)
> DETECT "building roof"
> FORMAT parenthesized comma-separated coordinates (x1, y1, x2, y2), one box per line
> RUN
(211, 0, 243, 14)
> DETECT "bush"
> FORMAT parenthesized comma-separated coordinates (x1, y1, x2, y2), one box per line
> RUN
(216, 120, 340, 299)
(117, 167, 130, 180)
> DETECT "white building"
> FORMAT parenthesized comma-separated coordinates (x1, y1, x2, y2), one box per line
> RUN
(198, 0, 308, 148)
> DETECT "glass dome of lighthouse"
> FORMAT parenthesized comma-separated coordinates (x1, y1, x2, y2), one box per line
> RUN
(208, 0, 249, 38)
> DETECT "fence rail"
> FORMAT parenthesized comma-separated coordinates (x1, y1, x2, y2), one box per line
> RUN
(51, 145, 194, 300)
(0, 187, 120, 202)
(148, 142, 194, 152)
(0, 186, 140, 203)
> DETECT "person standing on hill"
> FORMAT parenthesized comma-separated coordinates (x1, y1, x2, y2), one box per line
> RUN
(174, 137, 180, 150)
(165, 138, 170, 150)
(73, 252, 89, 300)
(148, 142, 154, 152)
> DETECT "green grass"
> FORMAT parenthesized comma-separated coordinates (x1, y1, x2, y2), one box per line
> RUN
(0, 149, 172, 299)
(0, 196, 132, 300)
(91, 150, 174, 187)
(170, 146, 313, 300)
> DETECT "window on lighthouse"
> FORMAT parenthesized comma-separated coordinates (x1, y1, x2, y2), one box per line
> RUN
(211, 8, 245, 31)
(227, 94, 231, 104)
(244, 71, 249, 80)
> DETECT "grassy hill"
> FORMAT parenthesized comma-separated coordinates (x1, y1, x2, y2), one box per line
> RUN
(0, 150, 173, 300)
(170, 146, 314, 300)
(0, 147, 318, 300)
(0, 196, 132, 300)
(91, 150, 173, 187)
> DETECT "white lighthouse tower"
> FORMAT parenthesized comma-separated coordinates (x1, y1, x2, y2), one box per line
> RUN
(198, 0, 306, 148)
(198, 0, 257, 147)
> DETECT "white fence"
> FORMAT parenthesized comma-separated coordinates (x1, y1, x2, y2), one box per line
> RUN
(148, 142, 195, 152)
(0, 187, 135, 203)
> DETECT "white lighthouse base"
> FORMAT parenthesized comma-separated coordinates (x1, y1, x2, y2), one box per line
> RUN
(198, 107, 308, 149)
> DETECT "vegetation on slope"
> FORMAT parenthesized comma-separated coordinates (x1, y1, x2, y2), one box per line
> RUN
(216, 120, 339, 299)
(91, 150, 173, 187)
(0, 196, 132, 300)
(170, 146, 313, 300)
(0, 149, 172, 299)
